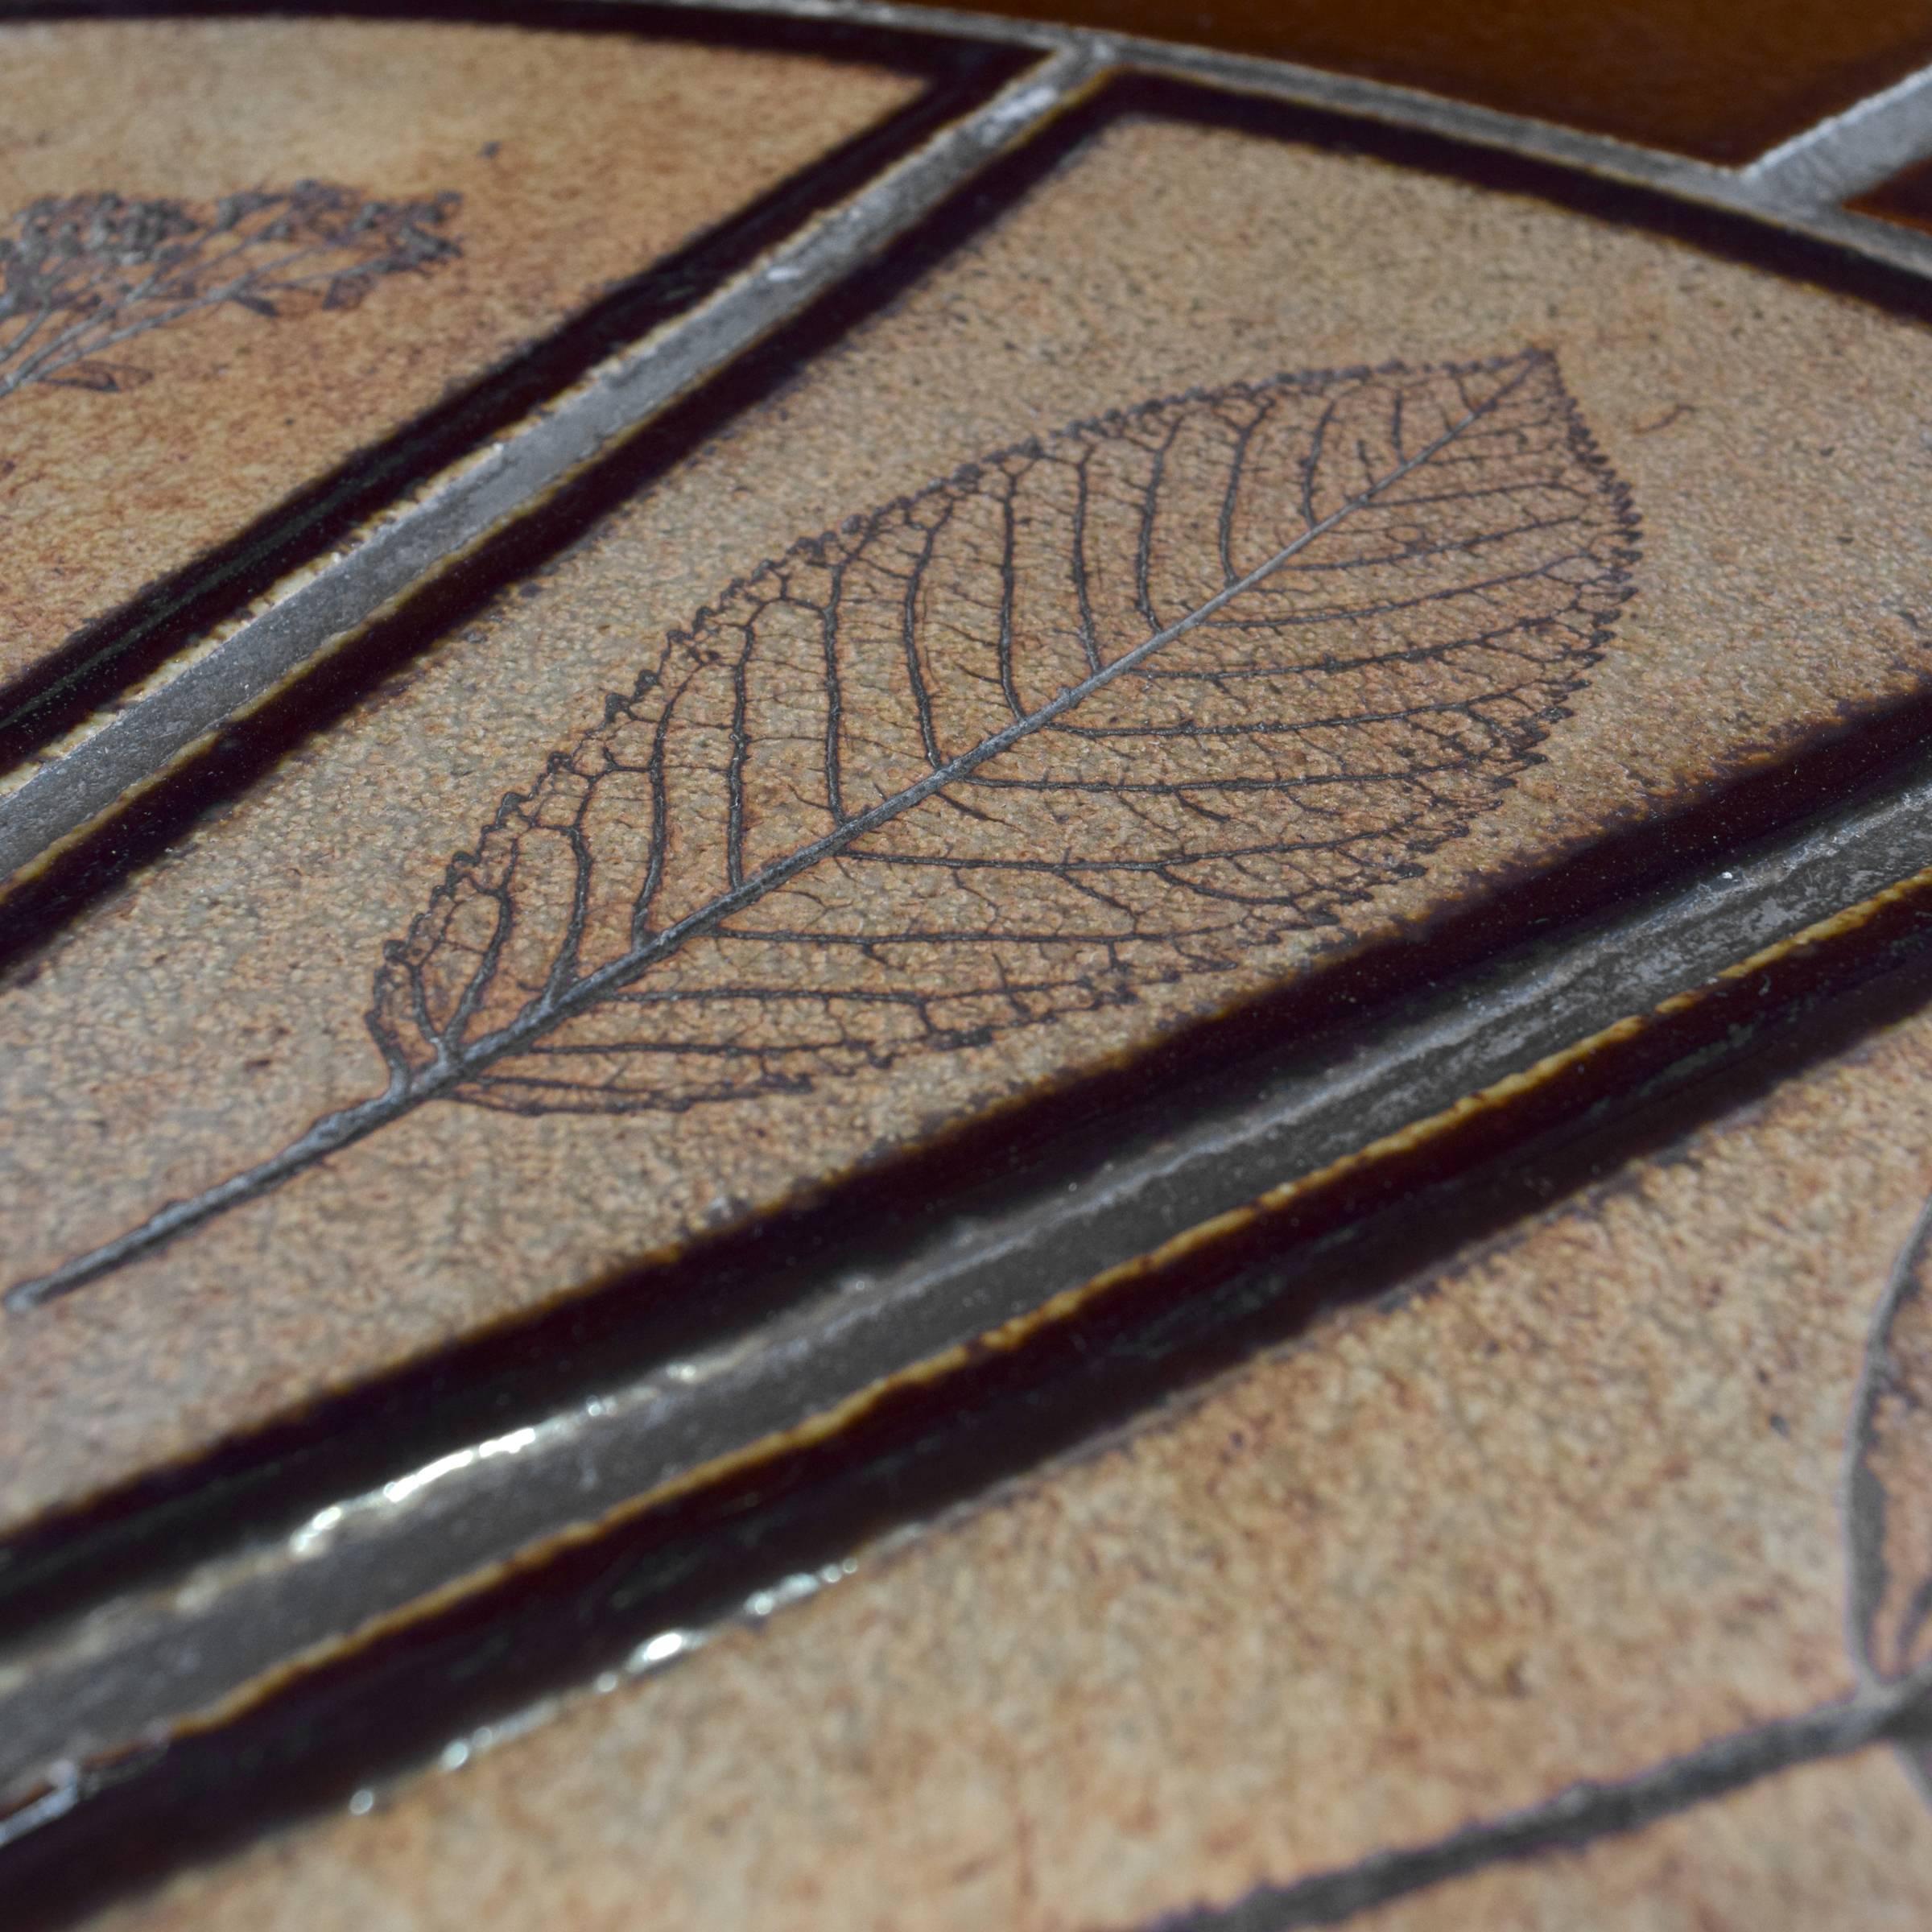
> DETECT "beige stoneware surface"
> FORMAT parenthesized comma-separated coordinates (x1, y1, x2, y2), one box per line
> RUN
(87, 989, 1932, 1929)
(0, 14, 920, 688)
(6, 113, 1932, 1530)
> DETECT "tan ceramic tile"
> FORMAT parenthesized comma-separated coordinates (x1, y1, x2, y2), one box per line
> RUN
(0, 14, 922, 697)
(6, 109, 1932, 1529)
(79, 989, 1932, 1930)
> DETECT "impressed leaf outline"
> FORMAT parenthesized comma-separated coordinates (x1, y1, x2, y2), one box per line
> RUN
(0, 180, 460, 404)
(1844, 1197, 1932, 1803)
(6, 346, 1639, 1308)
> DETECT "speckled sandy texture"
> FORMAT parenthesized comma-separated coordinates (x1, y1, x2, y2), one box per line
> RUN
(6, 114, 1932, 1528)
(0, 15, 919, 688)
(83, 1006, 1932, 1929)
(97, 1762, 1932, 1932)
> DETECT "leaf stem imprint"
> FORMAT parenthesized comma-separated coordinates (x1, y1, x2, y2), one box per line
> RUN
(1843, 1188, 1932, 1806)
(1141, 1661, 1932, 1930)
(7, 352, 1621, 1311)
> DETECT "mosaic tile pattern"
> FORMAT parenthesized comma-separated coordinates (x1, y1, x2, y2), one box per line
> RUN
(6, 100, 1931, 1536)
(9, 6, 1932, 1926)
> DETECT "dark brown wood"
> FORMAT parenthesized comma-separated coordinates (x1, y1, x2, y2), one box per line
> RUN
(1853, 154, 1932, 231)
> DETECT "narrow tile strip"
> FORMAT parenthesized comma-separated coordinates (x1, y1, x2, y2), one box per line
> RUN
(1740, 60, 1932, 213)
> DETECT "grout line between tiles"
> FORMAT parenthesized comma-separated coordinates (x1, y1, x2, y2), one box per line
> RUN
(10, 706, 1932, 1815)
(13, 856, 1932, 1925)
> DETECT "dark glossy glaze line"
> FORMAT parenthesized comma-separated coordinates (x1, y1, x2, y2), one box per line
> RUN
(0, 0, 1026, 767)
(1, 730, 1918, 1796)
(17, 801, 1932, 1922)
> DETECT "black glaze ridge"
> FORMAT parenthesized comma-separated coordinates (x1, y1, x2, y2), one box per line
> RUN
(16, 819, 1932, 1925)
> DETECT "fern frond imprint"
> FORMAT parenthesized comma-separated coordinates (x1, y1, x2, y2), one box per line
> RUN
(0, 180, 460, 402)
(6, 349, 1639, 1310)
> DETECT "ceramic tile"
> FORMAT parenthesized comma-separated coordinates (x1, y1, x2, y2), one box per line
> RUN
(907, 0, 1932, 162)
(0, 14, 923, 713)
(7, 101, 1932, 1531)
(93, 1762, 1932, 1931)
(75, 980, 1932, 1930)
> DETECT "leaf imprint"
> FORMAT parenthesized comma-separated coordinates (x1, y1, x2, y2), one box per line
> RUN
(1845, 1196, 1932, 1802)
(0, 181, 460, 405)
(6, 349, 1638, 1311)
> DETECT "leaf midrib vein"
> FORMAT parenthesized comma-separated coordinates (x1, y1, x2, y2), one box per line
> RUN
(450, 357, 1540, 1089)
(4, 357, 1539, 1308)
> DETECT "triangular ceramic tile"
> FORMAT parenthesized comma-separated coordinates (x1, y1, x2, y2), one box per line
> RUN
(0, 11, 926, 709)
